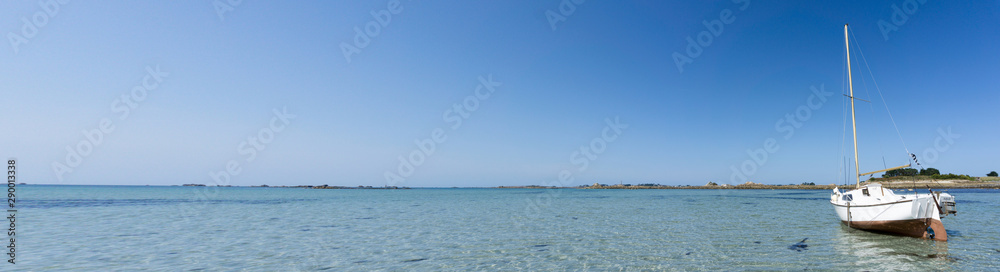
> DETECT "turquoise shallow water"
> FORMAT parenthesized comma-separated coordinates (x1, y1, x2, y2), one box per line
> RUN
(14, 186, 1000, 271)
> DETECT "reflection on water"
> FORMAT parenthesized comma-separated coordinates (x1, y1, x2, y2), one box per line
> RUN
(834, 224, 956, 271)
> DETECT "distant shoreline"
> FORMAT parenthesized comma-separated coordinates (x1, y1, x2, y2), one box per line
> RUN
(78, 178, 1000, 190)
(23, 182, 1000, 190)
(497, 179, 1000, 190)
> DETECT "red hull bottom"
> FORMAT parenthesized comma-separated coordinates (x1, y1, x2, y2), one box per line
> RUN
(842, 218, 947, 241)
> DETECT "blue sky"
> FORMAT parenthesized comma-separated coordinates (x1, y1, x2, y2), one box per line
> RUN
(3, 1, 998, 187)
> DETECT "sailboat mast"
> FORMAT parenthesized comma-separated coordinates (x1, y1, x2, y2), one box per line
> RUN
(845, 24, 861, 189)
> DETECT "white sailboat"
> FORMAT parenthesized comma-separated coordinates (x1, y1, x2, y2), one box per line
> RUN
(829, 24, 957, 241)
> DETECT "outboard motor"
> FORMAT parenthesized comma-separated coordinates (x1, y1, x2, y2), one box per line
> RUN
(937, 192, 957, 215)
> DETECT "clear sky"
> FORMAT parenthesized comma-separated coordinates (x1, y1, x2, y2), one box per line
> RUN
(3, 1, 998, 187)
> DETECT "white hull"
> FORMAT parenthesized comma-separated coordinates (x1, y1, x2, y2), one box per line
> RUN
(831, 193, 939, 223)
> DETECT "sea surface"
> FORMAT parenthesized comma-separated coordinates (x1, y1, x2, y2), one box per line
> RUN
(14, 185, 1000, 271)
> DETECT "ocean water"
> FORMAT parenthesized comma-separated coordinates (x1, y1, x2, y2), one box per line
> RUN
(14, 186, 1000, 271)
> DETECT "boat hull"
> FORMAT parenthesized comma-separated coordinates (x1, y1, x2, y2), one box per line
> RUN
(830, 188, 947, 241)
(839, 218, 946, 241)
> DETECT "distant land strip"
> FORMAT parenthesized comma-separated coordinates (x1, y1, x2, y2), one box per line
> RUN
(498, 179, 1000, 190)
(171, 178, 1000, 190)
